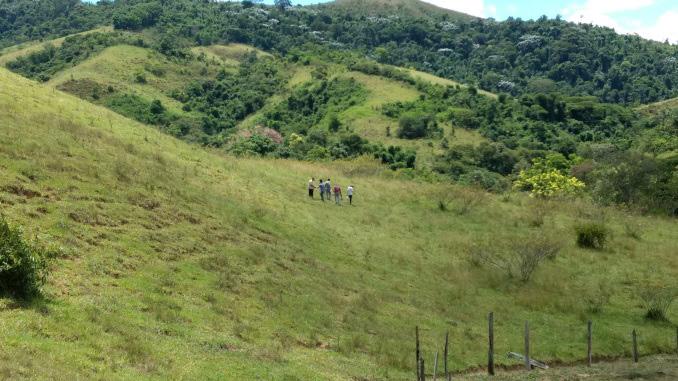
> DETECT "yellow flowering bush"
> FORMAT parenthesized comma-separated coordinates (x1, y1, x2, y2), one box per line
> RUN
(514, 155, 585, 198)
(287, 133, 304, 147)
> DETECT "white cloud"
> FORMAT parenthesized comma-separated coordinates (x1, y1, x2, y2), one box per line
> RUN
(562, 1, 653, 29)
(487, 4, 497, 17)
(635, 11, 678, 43)
(421, 0, 488, 18)
(561, 1, 677, 43)
(565, 0, 655, 15)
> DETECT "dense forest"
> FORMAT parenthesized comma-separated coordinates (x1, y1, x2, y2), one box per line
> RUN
(2, 0, 677, 104)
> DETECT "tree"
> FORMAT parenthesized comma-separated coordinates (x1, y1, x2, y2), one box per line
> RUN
(274, 0, 292, 11)
(328, 115, 341, 132)
(513, 157, 585, 198)
(397, 113, 438, 139)
(150, 100, 165, 115)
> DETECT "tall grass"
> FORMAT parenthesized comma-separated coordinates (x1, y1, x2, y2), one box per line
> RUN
(0, 67, 676, 380)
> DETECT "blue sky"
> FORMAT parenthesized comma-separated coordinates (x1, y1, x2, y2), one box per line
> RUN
(423, 0, 678, 43)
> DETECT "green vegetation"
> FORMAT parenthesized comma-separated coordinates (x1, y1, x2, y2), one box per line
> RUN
(0, 216, 50, 300)
(397, 112, 440, 139)
(176, 53, 287, 138)
(6, 31, 135, 82)
(3, 0, 677, 104)
(0, 0, 112, 49)
(0, 62, 677, 379)
(2, 21, 674, 215)
(0, 2, 676, 376)
(575, 222, 609, 249)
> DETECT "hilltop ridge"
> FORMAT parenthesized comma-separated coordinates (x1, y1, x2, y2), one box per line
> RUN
(322, 0, 476, 19)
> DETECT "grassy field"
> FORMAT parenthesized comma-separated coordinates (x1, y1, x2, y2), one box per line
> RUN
(340, 71, 487, 167)
(637, 97, 678, 116)
(405, 68, 497, 98)
(0, 66, 677, 380)
(47, 44, 219, 116)
(190, 44, 272, 67)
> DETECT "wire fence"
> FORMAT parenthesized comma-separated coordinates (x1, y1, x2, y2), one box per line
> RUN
(413, 313, 678, 380)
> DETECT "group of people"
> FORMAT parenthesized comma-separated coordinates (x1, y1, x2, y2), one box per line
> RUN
(307, 178, 354, 205)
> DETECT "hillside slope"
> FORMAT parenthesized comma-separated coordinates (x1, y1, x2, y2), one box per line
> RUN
(2, 0, 677, 104)
(322, 0, 475, 19)
(0, 26, 113, 66)
(638, 97, 678, 116)
(1, 68, 677, 379)
(0, 34, 490, 168)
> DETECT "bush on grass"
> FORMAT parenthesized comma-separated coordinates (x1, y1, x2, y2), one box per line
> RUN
(575, 222, 608, 249)
(640, 286, 676, 321)
(0, 217, 50, 300)
(467, 233, 563, 282)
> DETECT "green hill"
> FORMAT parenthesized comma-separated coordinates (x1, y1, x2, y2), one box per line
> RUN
(0, 26, 113, 66)
(0, 1, 677, 378)
(321, 0, 476, 20)
(638, 97, 678, 116)
(1, 65, 677, 379)
(0, 32, 490, 168)
(2, 0, 677, 104)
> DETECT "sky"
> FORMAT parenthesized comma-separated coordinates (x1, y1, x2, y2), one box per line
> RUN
(421, 0, 678, 43)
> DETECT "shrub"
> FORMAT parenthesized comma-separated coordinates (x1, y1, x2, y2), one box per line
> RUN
(454, 188, 484, 215)
(0, 217, 49, 299)
(575, 222, 608, 249)
(149, 100, 165, 115)
(639, 286, 676, 321)
(397, 112, 438, 139)
(624, 220, 644, 240)
(514, 168, 585, 198)
(514, 156, 585, 198)
(374, 145, 416, 170)
(511, 236, 563, 282)
(467, 234, 562, 282)
(458, 169, 510, 193)
(230, 135, 277, 156)
(328, 115, 341, 132)
(306, 146, 331, 161)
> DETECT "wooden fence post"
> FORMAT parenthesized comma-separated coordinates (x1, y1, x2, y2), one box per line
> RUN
(433, 351, 438, 381)
(416, 326, 421, 380)
(421, 357, 426, 381)
(587, 320, 592, 367)
(488, 312, 495, 376)
(632, 329, 639, 363)
(444, 331, 450, 381)
(524, 321, 531, 371)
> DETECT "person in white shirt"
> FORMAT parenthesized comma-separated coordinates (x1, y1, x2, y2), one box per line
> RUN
(347, 185, 354, 205)
(308, 178, 315, 198)
(324, 178, 332, 201)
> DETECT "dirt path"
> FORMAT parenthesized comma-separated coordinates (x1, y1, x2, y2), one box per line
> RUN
(456, 354, 678, 380)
